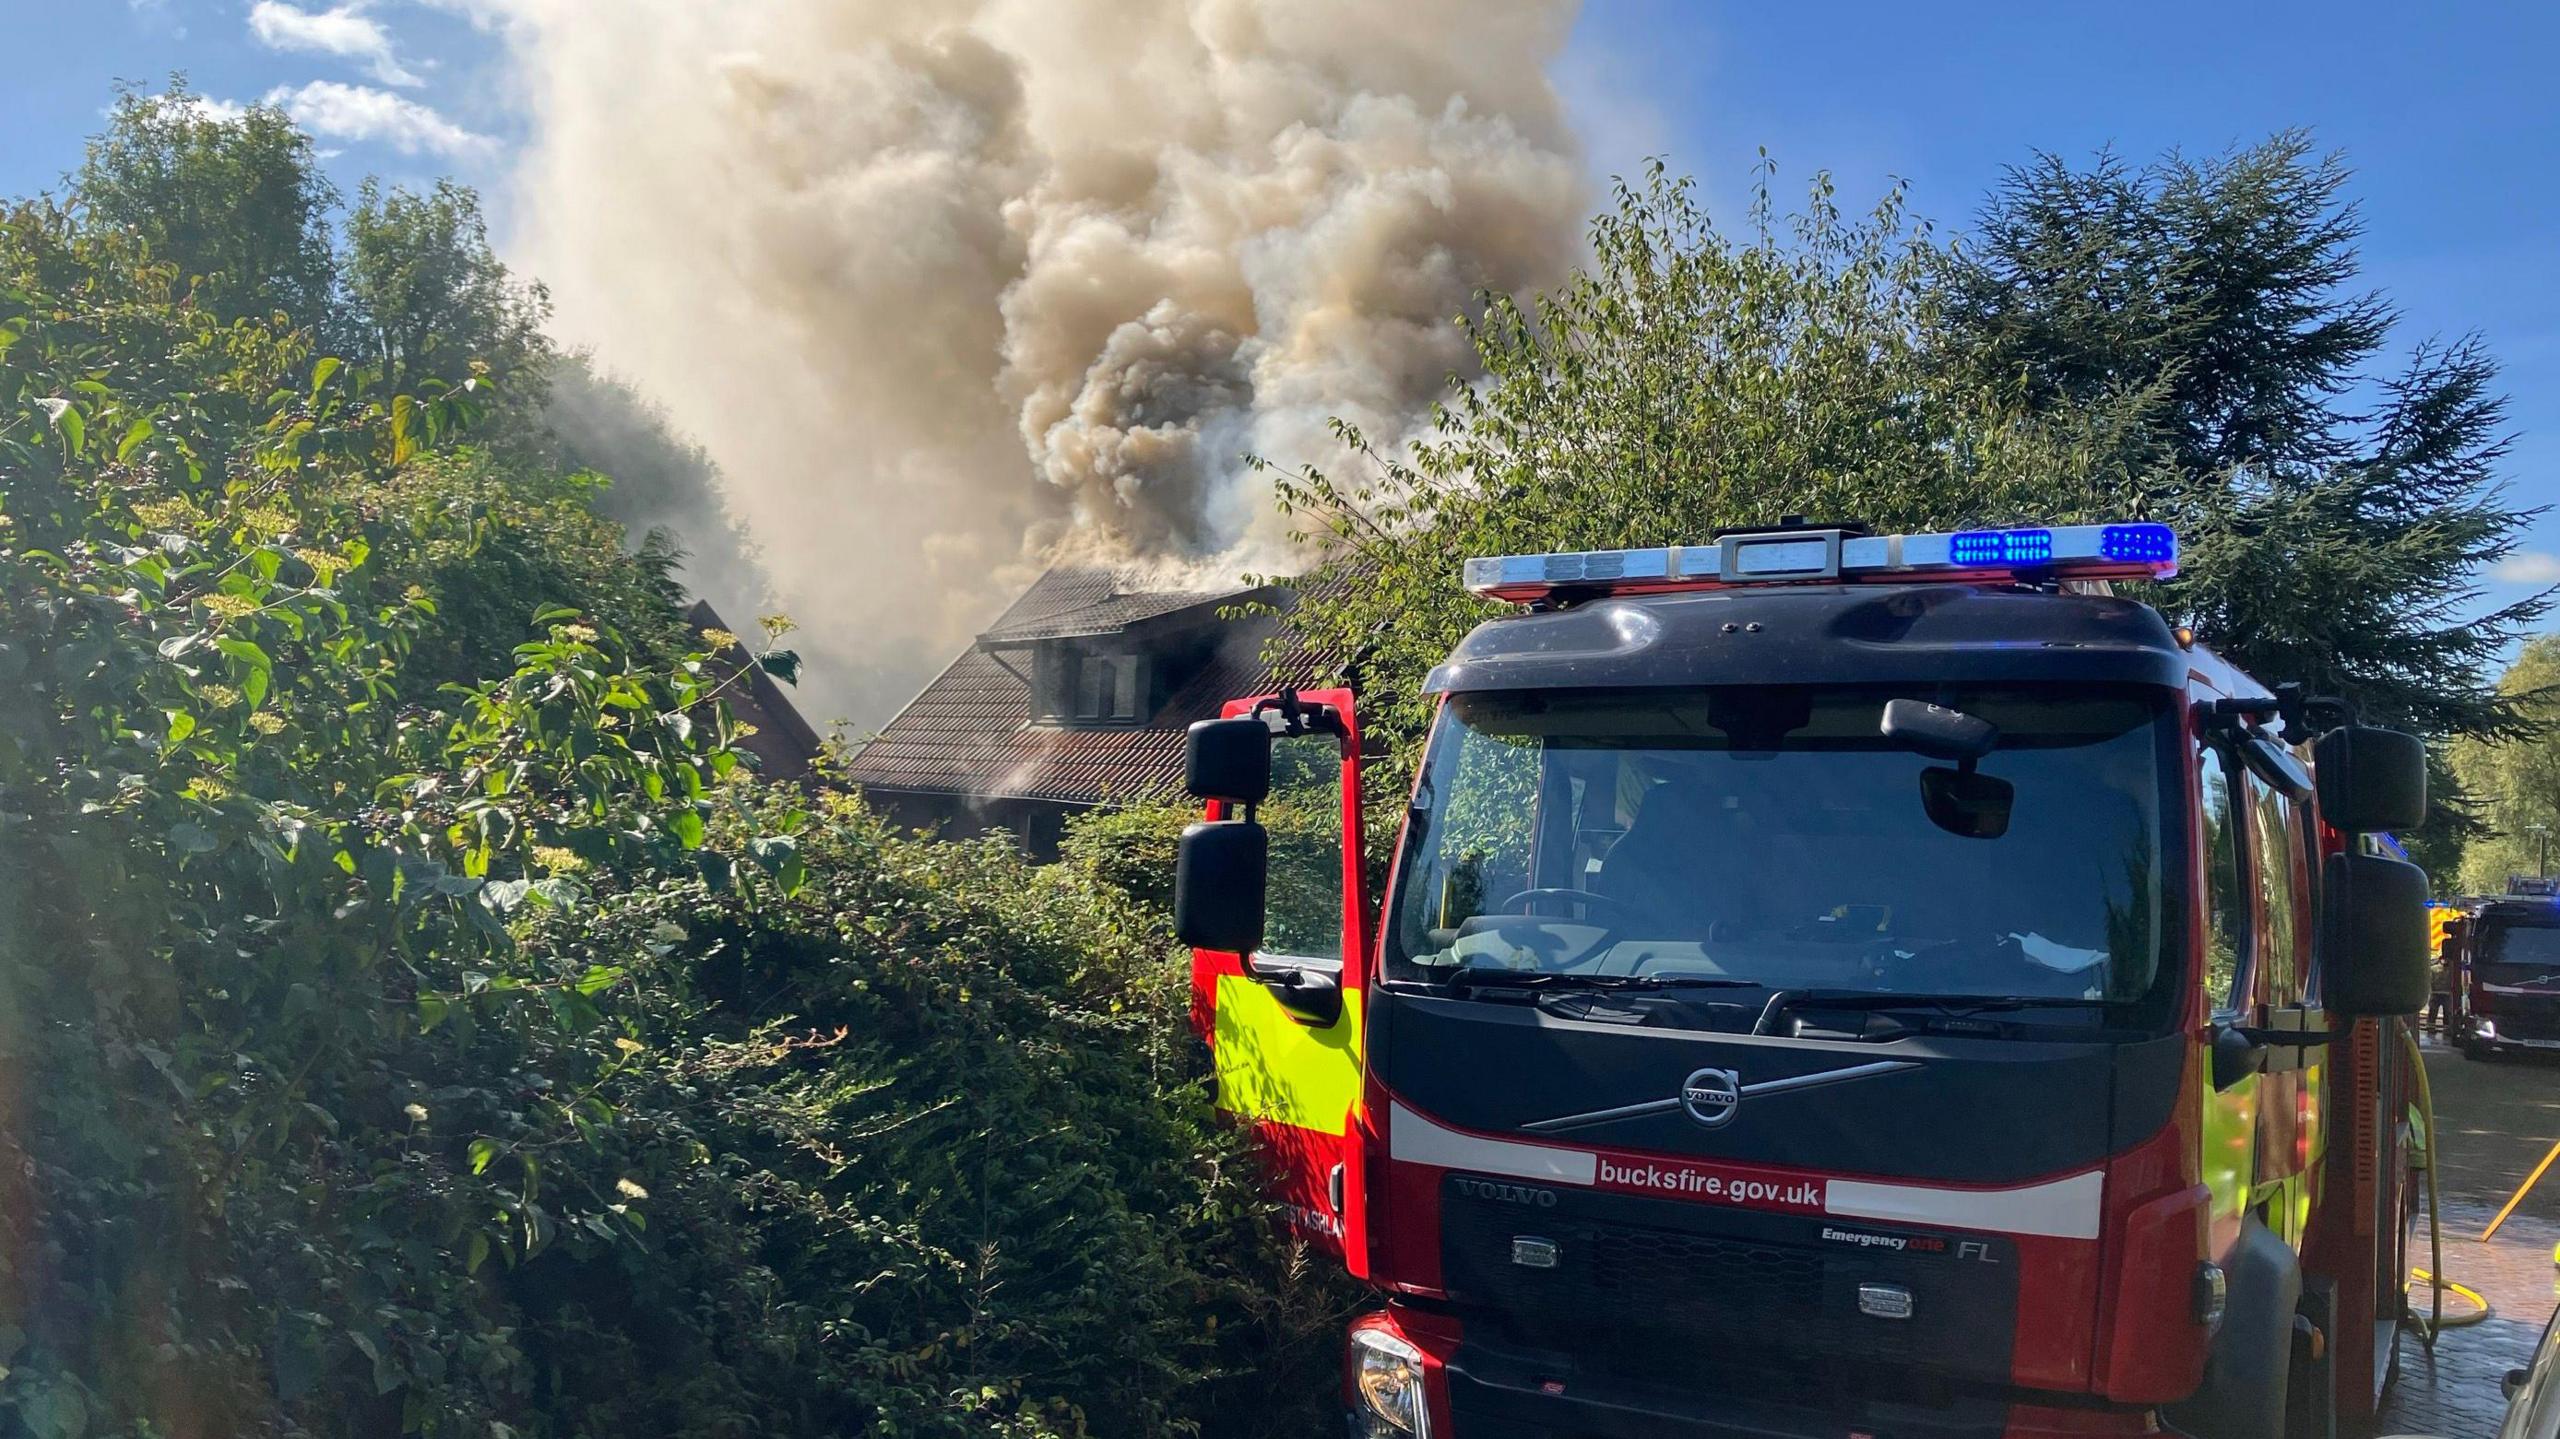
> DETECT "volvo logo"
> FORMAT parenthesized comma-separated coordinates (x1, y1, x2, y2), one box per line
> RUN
(1453, 1176, 1558, 1208)
(1522, 1059, 1923, 1135)
(1679, 1067, 1742, 1128)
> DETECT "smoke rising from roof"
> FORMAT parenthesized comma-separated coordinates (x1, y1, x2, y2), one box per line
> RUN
(492, 0, 1583, 726)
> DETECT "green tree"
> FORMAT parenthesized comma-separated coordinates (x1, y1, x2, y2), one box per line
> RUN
(2453, 636, 2560, 893)
(0, 194, 775, 1431)
(72, 79, 340, 334)
(1266, 161, 2149, 742)
(540, 351, 775, 619)
(344, 177, 553, 402)
(0, 179, 1336, 1438)
(1942, 134, 2551, 743)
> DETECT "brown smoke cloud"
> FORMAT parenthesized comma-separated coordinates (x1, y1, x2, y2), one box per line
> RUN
(488, 0, 1584, 726)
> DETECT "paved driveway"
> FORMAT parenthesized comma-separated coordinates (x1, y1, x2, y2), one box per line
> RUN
(2377, 1042, 2560, 1437)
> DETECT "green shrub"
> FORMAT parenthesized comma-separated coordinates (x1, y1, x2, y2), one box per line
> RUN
(0, 198, 1341, 1438)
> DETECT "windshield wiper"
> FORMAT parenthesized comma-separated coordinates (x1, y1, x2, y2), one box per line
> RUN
(1753, 988, 2117, 1034)
(1444, 969, 1761, 994)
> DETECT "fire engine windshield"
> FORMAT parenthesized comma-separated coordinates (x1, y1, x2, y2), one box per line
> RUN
(2478, 921, 2560, 986)
(1384, 685, 2179, 1019)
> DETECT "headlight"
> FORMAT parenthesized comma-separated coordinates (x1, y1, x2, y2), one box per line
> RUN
(2479, 1019, 2499, 1040)
(1350, 1324, 1430, 1436)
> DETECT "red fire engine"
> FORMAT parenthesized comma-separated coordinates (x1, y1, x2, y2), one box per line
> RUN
(1176, 522, 2432, 1439)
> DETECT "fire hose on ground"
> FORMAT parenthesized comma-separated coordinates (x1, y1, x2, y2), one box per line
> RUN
(2400, 1021, 2491, 1342)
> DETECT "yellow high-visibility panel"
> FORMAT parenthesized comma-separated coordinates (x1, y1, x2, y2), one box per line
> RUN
(1213, 973, 1363, 1135)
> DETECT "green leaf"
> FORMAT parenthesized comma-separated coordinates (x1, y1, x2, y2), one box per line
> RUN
(36, 397, 82, 453)
(466, 1230, 491, 1275)
(310, 355, 342, 395)
(391, 393, 417, 467)
(166, 711, 196, 744)
(758, 648, 802, 685)
(115, 417, 154, 462)
(573, 964, 623, 997)
(669, 808, 706, 849)
(18, 1380, 86, 1439)
(416, 995, 449, 1033)
(167, 822, 217, 855)
(468, 1138, 499, 1175)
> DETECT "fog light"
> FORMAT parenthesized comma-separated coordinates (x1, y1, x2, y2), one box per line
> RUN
(1351, 1325, 1430, 1436)
(2194, 1262, 2228, 1333)
(2479, 1019, 2499, 1040)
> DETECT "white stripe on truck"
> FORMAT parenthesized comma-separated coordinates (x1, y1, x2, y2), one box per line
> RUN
(1389, 1101, 2102, 1239)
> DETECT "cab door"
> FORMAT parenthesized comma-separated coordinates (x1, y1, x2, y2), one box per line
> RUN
(2242, 752, 2323, 1242)
(1186, 687, 1371, 1266)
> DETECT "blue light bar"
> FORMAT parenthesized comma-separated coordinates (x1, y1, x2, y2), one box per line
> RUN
(1463, 521, 2178, 603)
(2101, 523, 2176, 565)
(1950, 528, 2053, 566)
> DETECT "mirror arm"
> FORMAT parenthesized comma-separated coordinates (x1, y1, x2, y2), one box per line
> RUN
(2224, 1024, 2345, 1048)
(1254, 686, 1350, 743)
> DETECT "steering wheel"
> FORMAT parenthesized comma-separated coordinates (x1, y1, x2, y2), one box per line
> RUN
(1488, 889, 1630, 969)
(1496, 888, 1626, 916)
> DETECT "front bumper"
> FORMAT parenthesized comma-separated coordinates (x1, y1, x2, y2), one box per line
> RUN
(2467, 1016, 2560, 1052)
(1347, 1311, 2158, 1439)
(1441, 1340, 2027, 1439)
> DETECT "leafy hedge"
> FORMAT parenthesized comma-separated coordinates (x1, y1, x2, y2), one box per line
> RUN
(0, 200, 1340, 1437)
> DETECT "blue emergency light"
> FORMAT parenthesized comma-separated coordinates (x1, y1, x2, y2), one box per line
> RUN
(1462, 522, 2178, 604)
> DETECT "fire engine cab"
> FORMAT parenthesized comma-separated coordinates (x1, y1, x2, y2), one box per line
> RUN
(1173, 522, 2434, 1439)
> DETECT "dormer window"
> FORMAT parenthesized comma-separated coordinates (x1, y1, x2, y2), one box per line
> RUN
(1030, 644, 1145, 727)
(1073, 651, 1141, 722)
(975, 573, 1287, 732)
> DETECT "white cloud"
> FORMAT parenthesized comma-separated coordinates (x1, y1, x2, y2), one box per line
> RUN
(123, 91, 248, 124)
(2496, 551, 2560, 585)
(249, 2, 426, 89)
(262, 81, 492, 158)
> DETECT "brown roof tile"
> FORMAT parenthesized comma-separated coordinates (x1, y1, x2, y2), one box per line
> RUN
(844, 564, 1340, 806)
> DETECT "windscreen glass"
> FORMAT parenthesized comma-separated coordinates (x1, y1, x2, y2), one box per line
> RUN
(1385, 686, 2178, 1020)
(2478, 922, 2560, 985)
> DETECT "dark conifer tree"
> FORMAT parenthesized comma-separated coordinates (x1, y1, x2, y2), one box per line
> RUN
(1945, 133, 2549, 745)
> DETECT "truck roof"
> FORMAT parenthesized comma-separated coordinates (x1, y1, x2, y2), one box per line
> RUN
(1424, 582, 2201, 694)
(2475, 898, 2560, 925)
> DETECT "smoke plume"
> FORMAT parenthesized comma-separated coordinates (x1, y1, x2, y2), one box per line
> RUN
(489, 0, 1584, 726)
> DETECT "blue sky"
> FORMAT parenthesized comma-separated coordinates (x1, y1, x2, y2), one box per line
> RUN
(6, 1, 2556, 603)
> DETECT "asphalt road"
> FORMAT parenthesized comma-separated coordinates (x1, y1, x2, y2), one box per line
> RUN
(2377, 1040, 2560, 1438)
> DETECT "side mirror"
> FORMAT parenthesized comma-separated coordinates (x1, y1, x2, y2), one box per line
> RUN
(1175, 820, 1267, 954)
(1920, 767, 2014, 839)
(2313, 726, 2426, 834)
(2321, 851, 2431, 1018)
(1882, 698, 1998, 762)
(1186, 717, 1272, 804)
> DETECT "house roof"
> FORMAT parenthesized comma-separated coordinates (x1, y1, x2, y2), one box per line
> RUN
(686, 601, 827, 783)
(976, 583, 1267, 644)
(844, 564, 1338, 807)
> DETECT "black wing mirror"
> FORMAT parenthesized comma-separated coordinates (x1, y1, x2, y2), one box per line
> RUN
(1185, 717, 1271, 804)
(2320, 850, 2431, 1018)
(2313, 725, 2426, 834)
(1174, 820, 1267, 954)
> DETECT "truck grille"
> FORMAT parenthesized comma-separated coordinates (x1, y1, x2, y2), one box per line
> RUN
(1439, 1175, 2019, 1391)
(2479, 988, 2560, 1040)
